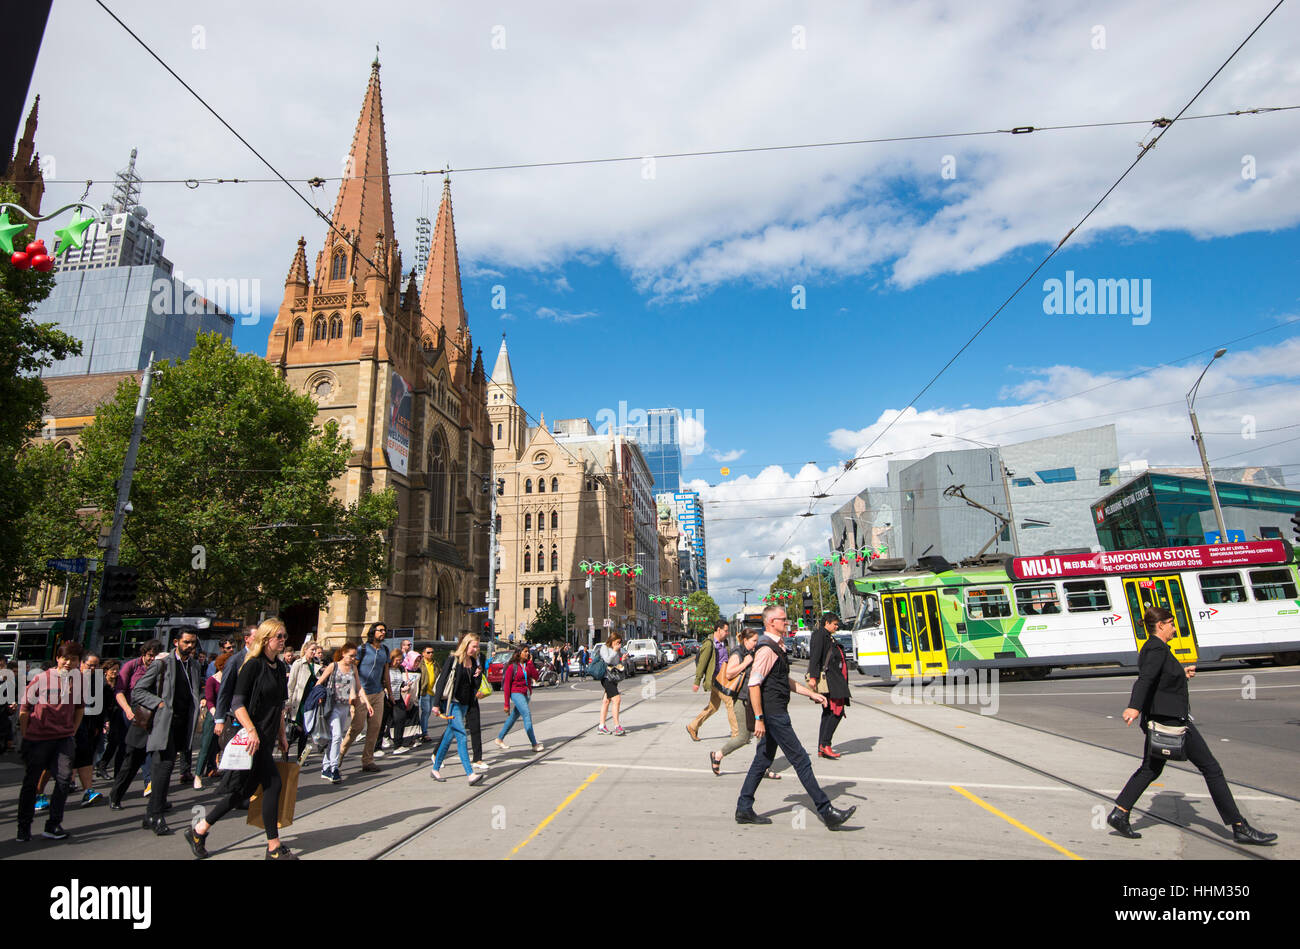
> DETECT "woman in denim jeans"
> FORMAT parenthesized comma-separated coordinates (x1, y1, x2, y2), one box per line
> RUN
(429, 633, 485, 785)
(494, 646, 543, 753)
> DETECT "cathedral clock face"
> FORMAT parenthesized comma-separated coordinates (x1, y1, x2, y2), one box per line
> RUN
(533, 452, 549, 468)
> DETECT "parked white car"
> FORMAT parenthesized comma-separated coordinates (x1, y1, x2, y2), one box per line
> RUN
(626, 639, 662, 672)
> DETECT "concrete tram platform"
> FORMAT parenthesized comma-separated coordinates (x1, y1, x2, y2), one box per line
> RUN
(2, 660, 1294, 860)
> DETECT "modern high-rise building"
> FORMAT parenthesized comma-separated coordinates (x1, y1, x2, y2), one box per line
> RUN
(54, 149, 172, 274)
(665, 489, 707, 592)
(619, 407, 683, 492)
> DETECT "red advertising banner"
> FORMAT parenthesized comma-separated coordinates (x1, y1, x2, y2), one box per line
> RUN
(1009, 540, 1290, 581)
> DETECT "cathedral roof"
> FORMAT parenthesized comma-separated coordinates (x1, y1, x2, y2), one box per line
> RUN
(489, 335, 514, 391)
(318, 60, 395, 285)
(419, 178, 468, 336)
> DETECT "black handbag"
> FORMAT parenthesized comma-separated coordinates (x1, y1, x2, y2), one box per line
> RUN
(1146, 721, 1188, 761)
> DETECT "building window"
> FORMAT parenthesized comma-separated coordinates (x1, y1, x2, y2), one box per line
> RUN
(1013, 585, 1061, 615)
(1199, 572, 1246, 604)
(293, 319, 304, 342)
(496, 423, 502, 441)
(429, 434, 448, 534)
(538, 586, 545, 605)
(1260, 526, 1282, 539)
(352, 314, 363, 337)
(551, 510, 558, 530)
(1035, 467, 1077, 484)
(1063, 580, 1110, 612)
(313, 317, 326, 340)
(1012, 477, 1033, 488)
(551, 546, 558, 571)
(331, 251, 347, 281)
(523, 588, 530, 609)
(1099, 467, 1118, 487)
(524, 513, 532, 531)
(538, 478, 545, 494)
(1250, 569, 1298, 601)
(525, 479, 532, 494)
(551, 477, 558, 492)
(329, 315, 343, 339)
(523, 549, 531, 572)
(551, 584, 559, 606)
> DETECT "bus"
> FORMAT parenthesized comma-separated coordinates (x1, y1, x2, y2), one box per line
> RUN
(848, 540, 1300, 681)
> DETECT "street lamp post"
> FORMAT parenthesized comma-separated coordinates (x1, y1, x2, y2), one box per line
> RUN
(1188, 349, 1229, 543)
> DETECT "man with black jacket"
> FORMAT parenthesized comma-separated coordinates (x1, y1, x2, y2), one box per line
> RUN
(1107, 606, 1276, 845)
(735, 605, 855, 830)
(124, 628, 202, 834)
(806, 612, 851, 759)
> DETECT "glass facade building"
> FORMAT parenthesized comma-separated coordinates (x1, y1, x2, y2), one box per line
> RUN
(620, 408, 682, 493)
(670, 490, 707, 592)
(1092, 472, 1300, 550)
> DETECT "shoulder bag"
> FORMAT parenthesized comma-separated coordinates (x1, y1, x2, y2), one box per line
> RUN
(1146, 720, 1188, 761)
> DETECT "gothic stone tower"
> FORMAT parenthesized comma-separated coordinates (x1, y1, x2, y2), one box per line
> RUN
(264, 60, 491, 645)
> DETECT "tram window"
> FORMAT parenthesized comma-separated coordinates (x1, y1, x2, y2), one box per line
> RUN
(1063, 580, 1110, 612)
(1014, 585, 1060, 615)
(1249, 569, 1298, 601)
(1198, 572, 1246, 605)
(965, 587, 1011, 620)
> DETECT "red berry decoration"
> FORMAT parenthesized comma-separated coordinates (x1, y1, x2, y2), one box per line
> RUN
(31, 254, 54, 272)
(11, 252, 31, 270)
(25, 240, 46, 256)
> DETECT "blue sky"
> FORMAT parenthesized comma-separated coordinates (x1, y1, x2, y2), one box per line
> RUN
(32, 0, 1300, 611)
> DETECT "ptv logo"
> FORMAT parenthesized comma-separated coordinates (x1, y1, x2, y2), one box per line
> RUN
(1101, 613, 1123, 626)
(1198, 608, 1219, 620)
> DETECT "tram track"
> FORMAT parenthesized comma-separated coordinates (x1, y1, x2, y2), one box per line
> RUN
(865, 701, 1276, 860)
(210, 660, 697, 859)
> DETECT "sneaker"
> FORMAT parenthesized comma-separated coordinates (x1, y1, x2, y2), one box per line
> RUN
(381, 738, 393, 750)
(184, 828, 209, 859)
(392, 744, 410, 755)
(532, 743, 544, 753)
(473, 760, 489, 771)
(42, 824, 70, 841)
(16, 826, 32, 843)
(265, 844, 298, 860)
(142, 782, 152, 798)
(612, 726, 626, 736)
(321, 769, 333, 782)
(596, 725, 611, 735)
(331, 768, 342, 785)
(81, 789, 103, 807)
(494, 738, 509, 750)
(467, 772, 483, 786)
(34, 794, 50, 812)
(373, 750, 386, 758)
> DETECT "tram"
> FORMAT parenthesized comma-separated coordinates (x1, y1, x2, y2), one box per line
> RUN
(848, 540, 1300, 680)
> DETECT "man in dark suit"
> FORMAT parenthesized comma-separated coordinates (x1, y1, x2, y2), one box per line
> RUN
(1108, 607, 1276, 845)
(126, 627, 201, 835)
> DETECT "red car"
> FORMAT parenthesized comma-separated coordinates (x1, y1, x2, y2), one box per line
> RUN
(486, 650, 513, 686)
(670, 641, 685, 658)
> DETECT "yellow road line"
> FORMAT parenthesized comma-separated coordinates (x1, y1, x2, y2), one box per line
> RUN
(950, 784, 1083, 860)
(505, 769, 603, 860)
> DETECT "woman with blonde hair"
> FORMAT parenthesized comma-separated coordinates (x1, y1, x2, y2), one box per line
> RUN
(429, 632, 485, 785)
(185, 618, 296, 860)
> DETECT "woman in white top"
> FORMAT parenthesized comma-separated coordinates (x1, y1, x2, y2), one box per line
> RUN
(596, 634, 629, 736)
(314, 642, 367, 784)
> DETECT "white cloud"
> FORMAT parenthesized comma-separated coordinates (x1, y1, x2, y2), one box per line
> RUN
(703, 338, 1300, 613)
(535, 306, 597, 322)
(678, 415, 708, 455)
(711, 449, 746, 463)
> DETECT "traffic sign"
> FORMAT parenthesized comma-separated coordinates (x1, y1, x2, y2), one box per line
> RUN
(659, 610, 667, 620)
(466, 606, 489, 614)
(47, 558, 88, 573)
(602, 618, 613, 628)
(1204, 530, 1246, 544)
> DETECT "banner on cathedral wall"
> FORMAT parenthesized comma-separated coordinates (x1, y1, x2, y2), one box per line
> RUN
(386, 370, 412, 476)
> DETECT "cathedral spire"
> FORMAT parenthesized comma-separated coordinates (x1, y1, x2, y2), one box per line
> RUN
(285, 236, 308, 287)
(319, 60, 395, 287)
(419, 177, 468, 338)
(489, 335, 515, 399)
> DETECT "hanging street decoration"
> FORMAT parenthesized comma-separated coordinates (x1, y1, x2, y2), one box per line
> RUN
(1, 201, 100, 269)
(813, 546, 889, 570)
(650, 595, 686, 608)
(579, 560, 643, 578)
(762, 589, 797, 606)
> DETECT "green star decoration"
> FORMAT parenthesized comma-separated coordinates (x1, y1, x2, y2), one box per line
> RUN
(0, 210, 27, 255)
(53, 209, 95, 253)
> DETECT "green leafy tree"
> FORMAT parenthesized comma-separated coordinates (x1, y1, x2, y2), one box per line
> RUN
(527, 599, 567, 641)
(685, 590, 721, 634)
(768, 558, 834, 628)
(31, 333, 396, 617)
(0, 182, 83, 606)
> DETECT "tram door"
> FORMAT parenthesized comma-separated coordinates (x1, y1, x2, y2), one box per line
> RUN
(1122, 576, 1199, 663)
(882, 591, 948, 678)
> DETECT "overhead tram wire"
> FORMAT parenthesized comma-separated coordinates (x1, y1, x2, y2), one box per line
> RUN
(752, 0, 1292, 586)
(25, 105, 1300, 191)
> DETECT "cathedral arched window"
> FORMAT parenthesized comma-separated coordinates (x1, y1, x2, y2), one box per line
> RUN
(525, 479, 532, 494)
(293, 319, 304, 343)
(496, 423, 502, 441)
(329, 314, 343, 339)
(524, 513, 532, 532)
(551, 546, 558, 572)
(331, 251, 347, 281)
(551, 510, 558, 530)
(312, 317, 326, 341)
(429, 433, 449, 535)
(352, 314, 363, 337)
(537, 478, 545, 494)
(523, 549, 531, 573)
(551, 477, 558, 492)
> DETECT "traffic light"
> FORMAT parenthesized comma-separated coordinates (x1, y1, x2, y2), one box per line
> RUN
(482, 619, 494, 638)
(496, 478, 505, 496)
(802, 591, 813, 623)
(1292, 511, 1300, 542)
(101, 564, 140, 611)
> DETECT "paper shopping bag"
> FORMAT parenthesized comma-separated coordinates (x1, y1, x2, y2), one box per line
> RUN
(247, 760, 300, 829)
